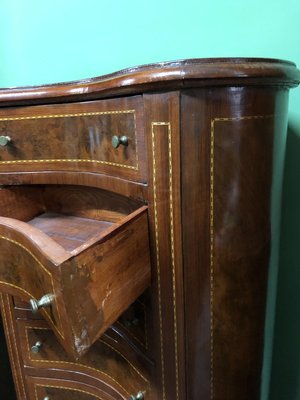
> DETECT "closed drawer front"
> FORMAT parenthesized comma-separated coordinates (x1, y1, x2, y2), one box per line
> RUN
(26, 376, 119, 400)
(0, 96, 146, 182)
(19, 320, 149, 400)
(0, 235, 63, 334)
(14, 295, 148, 350)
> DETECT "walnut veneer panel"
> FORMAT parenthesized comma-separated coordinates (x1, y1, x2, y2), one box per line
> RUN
(0, 185, 151, 358)
(0, 96, 146, 183)
(0, 58, 299, 400)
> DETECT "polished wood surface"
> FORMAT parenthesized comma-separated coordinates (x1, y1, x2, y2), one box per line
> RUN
(17, 318, 149, 399)
(0, 58, 299, 106)
(0, 96, 147, 183)
(0, 185, 151, 358)
(26, 375, 119, 400)
(0, 58, 299, 400)
(180, 86, 290, 399)
(0, 294, 29, 399)
(144, 92, 186, 400)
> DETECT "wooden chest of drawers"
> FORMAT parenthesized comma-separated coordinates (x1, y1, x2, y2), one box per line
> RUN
(0, 58, 299, 400)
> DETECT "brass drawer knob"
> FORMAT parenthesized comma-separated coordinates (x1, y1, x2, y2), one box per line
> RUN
(129, 392, 144, 400)
(31, 341, 43, 353)
(29, 294, 54, 314)
(112, 135, 128, 149)
(0, 135, 11, 146)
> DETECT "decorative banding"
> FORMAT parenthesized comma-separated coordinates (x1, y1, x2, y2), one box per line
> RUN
(209, 113, 275, 400)
(0, 293, 26, 400)
(0, 159, 138, 169)
(151, 122, 166, 400)
(151, 122, 179, 400)
(34, 383, 105, 400)
(167, 123, 179, 400)
(0, 110, 136, 121)
(0, 109, 139, 170)
(0, 235, 64, 339)
(25, 326, 148, 396)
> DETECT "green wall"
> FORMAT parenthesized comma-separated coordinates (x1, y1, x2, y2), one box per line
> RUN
(0, 1, 299, 399)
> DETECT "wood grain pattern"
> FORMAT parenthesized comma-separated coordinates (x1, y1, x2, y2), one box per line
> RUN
(0, 58, 299, 400)
(29, 213, 114, 252)
(16, 319, 150, 399)
(0, 171, 148, 201)
(181, 86, 290, 399)
(0, 293, 28, 400)
(0, 96, 147, 183)
(0, 185, 151, 358)
(26, 376, 119, 400)
(144, 92, 186, 400)
(58, 207, 151, 357)
(0, 58, 299, 106)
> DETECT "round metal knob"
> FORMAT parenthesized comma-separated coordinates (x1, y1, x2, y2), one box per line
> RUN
(31, 341, 42, 353)
(29, 294, 54, 314)
(43, 397, 50, 400)
(0, 135, 11, 146)
(112, 135, 128, 149)
(129, 392, 144, 400)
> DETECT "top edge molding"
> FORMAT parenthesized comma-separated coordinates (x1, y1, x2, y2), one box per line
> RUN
(0, 58, 299, 106)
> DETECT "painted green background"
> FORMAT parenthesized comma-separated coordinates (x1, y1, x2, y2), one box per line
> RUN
(0, 1, 299, 399)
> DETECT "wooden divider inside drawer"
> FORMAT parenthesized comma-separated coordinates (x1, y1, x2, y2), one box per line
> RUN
(0, 185, 151, 358)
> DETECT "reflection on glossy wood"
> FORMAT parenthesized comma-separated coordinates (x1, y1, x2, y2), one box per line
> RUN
(17, 319, 149, 398)
(0, 58, 299, 400)
(0, 58, 298, 106)
(0, 185, 151, 358)
(27, 375, 120, 400)
(0, 96, 147, 182)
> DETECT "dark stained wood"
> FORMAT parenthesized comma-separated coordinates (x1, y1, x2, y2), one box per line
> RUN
(116, 297, 148, 349)
(26, 375, 120, 400)
(0, 186, 44, 221)
(144, 92, 186, 400)
(181, 86, 290, 399)
(58, 207, 151, 357)
(0, 171, 148, 201)
(0, 185, 151, 358)
(16, 319, 150, 399)
(0, 96, 147, 183)
(212, 114, 275, 399)
(41, 184, 141, 221)
(0, 293, 29, 399)
(29, 213, 114, 252)
(0, 58, 299, 106)
(0, 58, 298, 400)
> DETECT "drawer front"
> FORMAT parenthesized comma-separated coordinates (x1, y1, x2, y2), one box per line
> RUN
(19, 320, 149, 399)
(0, 96, 146, 182)
(0, 185, 151, 358)
(116, 298, 148, 349)
(0, 235, 63, 337)
(26, 376, 118, 400)
(14, 295, 148, 350)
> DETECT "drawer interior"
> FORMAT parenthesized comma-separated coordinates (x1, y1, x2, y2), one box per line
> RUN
(0, 184, 143, 255)
(0, 185, 151, 358)
(29, 213, 113, 252)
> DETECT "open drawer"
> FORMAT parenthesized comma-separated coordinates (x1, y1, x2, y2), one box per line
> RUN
(0, 185, 151, 358)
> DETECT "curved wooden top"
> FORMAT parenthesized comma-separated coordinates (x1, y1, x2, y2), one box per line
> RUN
(0, 57, 299, 106)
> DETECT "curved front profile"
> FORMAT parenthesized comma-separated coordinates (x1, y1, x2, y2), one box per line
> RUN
(0, 185, 151, 358)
